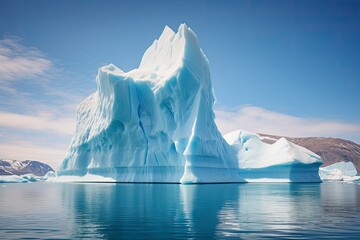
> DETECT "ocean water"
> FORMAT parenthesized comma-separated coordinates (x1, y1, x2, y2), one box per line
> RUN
(0, 182, 360, 239)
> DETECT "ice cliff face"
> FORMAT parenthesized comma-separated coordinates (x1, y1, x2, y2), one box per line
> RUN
(58, 24, 242, 183)
(224, 130, 323, 182)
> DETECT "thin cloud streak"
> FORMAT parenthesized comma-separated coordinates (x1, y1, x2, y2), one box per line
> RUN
(215, 106, 360, 143)
(0, 37, 90, 169)
(0, 111, 75, 136)
(0, 140, 68, 170)
(0, 38, 52, 81)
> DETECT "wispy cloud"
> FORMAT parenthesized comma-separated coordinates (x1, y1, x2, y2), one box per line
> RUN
(215, 105, 360, 143)
(0, 37, 53, 82)
(0, 37, 92, 168)
(0, 111, 75, 136)
(0, 140, 68, 170)
(0, 107, 76, 169)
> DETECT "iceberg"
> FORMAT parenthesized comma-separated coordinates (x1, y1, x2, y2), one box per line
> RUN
(58, 24, 242, 183)
(224, 130, 323, 182)
(0, 174, 47, 183)
(319, 161, 359, 182)
(57, 24, 322, 183)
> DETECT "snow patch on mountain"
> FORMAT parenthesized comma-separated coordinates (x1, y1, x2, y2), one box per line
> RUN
(0, 159, 53, 176)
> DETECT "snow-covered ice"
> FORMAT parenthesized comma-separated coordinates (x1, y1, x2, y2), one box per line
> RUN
(0, 171, 117, 183)
(0, 174, 44, 183)
(224, 130, 323, 182)
(321, 161, 357, 177)
(319, 161, 359, 182)
(46, 174, 116, 183)
(56, 24, 323, 183)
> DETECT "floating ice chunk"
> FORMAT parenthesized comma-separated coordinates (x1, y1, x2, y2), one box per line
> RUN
(0, 174, 43, 183)
(47, 174, 116, 183)
(224, 130, 323, 182)
(319, 161, 359, 182)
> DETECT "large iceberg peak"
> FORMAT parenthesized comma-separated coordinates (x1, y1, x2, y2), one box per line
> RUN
(58, 24, 241, 183)
(138, 24, 210, 84)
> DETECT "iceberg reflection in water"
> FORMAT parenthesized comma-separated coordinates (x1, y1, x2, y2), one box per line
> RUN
(0, 183, 360, 239)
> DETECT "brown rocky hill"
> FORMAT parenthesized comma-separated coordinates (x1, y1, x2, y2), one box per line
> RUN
(258, 134, 360, 173)
(0, 159, 54, 176)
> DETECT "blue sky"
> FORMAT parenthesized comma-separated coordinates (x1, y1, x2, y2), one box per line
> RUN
(0, 0, 359, 168)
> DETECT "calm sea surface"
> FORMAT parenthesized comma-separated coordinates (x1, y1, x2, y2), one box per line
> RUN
(0, 182, 360, 239)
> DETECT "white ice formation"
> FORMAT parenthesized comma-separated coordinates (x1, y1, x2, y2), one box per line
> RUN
(57, 24, 323, 183)
(58, 24, 242, 183)
(224, 130, 322, 182)
(0, 173, 52, 183)
(319, 161, 359, 182)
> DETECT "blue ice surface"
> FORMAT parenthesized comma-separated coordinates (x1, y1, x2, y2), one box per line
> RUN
(238, 163, 322, 182)
(0, 174, 46, 183)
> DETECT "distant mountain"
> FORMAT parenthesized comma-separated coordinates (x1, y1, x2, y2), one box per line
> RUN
(258, 134, 360, 173)
(0, 159, 54, 176)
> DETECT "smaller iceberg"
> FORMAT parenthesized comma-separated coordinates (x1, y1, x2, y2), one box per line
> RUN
(0, 174, 46, 183)
(224, 130, 323, 182)
(319, 161, 359, 182)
